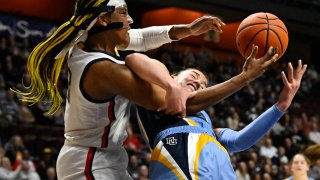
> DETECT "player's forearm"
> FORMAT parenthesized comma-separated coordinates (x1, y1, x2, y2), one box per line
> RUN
(125, 53, 177, 92)
(217, 105, 285, 152)
(186, 73, 249, 113)
(168, 24, 192, 40)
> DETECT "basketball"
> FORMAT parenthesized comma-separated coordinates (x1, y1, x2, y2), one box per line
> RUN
(236, 12, 288, 59)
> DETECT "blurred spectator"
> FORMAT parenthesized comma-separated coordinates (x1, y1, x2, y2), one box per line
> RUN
(304, 144, 320, 179)
(4, 135, 26, 164)
(262, 172, 272, 180)
(46, 166, 57, 180)
(34, 147, 55, 179)
(0, 90, 20, 123)
(308, 116, 320, 144)
(2, 55, 20, 88)
(276, 146, 289, 165)
(12, 149, 36, 172)
(138, 164, 149, 180)
(124, 123, 143, 153)
(279, 164, 291, 180)
(309, 159, 320, 180)
(236, 161, 250, 180)
(0, 156, 20, 179)
(283, 137, 300, 160)
(259, 138, 278, 160)
(0, 75, 6, 100)
(18, 101, 35, 124)
(226, 106, 239, 130)
(127, 154, 140, 179)
(15, 159, 41, 180)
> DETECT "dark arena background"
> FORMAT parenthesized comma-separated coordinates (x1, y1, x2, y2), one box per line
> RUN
(0, 0, 319, 179)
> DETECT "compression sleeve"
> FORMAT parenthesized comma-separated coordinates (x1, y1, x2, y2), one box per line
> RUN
(126, 26, 174, 52)
(216, 104, 285, 153)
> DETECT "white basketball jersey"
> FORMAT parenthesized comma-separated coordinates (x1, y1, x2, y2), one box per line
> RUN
(64, 46, 131, 149)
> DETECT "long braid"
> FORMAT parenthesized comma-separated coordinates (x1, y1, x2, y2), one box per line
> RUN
(13, 0, 108, 114)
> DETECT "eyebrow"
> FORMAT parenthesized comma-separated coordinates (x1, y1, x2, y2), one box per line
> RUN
(191, 70, 208, 87)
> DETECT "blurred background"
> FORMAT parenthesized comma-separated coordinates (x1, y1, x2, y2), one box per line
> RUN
(0, 0, 319, 179)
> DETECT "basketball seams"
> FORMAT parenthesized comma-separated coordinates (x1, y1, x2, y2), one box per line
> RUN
(237, 23, 269, 35)
(265, 14, 270, 55)
(237, 23, 288, 36)
(269, 24, 288, 34)
(255, 17, 278, 20)
(269, 29, 284, 55)
(243, 29, 267, 57)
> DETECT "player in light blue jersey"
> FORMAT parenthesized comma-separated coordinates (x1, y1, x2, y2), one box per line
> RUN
(130, 58, 306, 179)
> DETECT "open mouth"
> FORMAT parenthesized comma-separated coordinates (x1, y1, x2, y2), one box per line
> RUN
(187, 83, 197, 92)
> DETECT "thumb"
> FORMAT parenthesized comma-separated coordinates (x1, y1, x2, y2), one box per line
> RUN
(180, 109, 186, 118)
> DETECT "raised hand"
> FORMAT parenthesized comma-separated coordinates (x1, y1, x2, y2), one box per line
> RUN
(241, 45, 279, 83)
(187, 16, 226, 35)
(277, 60, 307, 111)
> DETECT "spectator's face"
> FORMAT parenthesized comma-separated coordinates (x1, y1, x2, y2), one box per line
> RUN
(278, 146, 285, 156)
(174, 69, 208, 92)
(13, 136, 23, 147)
(1, 157, 12, 170)
(130, 155, 138, 166)
(139, 165, 148, 177)
(46, 167, 57, 180)
(266, 139, 272, 147)
(291, 154, 309, 173)
(248, 160, 255, 169)
(283, 164, 290, 175)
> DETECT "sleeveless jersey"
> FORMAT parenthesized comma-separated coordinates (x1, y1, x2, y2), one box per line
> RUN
(64, 46, 131, 149)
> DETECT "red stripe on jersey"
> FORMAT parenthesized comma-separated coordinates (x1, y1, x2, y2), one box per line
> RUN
(84, 147, 96, 180)
(101, 98, 115, 148)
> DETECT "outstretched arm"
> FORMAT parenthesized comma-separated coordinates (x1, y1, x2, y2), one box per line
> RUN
(120, 16, 225, 51)
(214, 60, 307, 153)
(186, 46, 278, 113)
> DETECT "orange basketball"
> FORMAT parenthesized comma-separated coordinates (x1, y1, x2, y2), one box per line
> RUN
(236, 12, 288, 59)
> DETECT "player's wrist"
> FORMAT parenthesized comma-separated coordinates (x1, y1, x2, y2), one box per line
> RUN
(238, 72, 252, 85)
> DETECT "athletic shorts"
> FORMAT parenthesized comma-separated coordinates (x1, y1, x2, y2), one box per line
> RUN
(56, 145, 133, 180)
(149, 132, 236, 180)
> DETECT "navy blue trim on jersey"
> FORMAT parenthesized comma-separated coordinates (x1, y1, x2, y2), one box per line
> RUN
(136, 106, 188, 148)
(154, 126, 215, 148)
(136, 106, 214, 149)
(80, 58, 116, 103)
(84, 49, 124, 61)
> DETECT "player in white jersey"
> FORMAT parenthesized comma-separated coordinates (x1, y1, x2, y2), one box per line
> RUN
(13, 0, 233, 179)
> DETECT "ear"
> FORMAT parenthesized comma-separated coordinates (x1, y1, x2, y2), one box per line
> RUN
(96, 14, 109, 26)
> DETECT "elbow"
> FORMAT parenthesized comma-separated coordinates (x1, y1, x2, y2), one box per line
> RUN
(125, 53, 139, 64)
